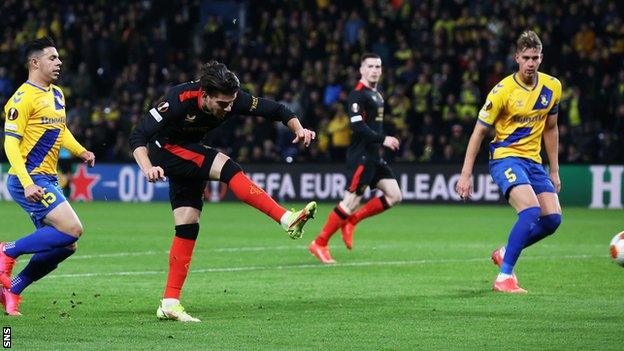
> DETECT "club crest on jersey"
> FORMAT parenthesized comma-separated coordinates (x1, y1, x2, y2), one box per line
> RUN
(351, 103, 359, 113)
(532, 85, 554, 110)
(185, 114, 196, 122)
(157, 101, 169, 113)
(7, 108, 18, 120)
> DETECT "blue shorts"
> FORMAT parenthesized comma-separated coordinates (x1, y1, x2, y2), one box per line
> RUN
(489, 157, 555, 198)
(7, 175, 67, 229)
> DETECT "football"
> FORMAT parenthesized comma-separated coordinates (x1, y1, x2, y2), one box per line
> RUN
(609, 232, 624, 266)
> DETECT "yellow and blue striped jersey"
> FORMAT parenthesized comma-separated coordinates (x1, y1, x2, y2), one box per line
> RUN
(477, 72, 562, 163)
(3, 81, 85, 186)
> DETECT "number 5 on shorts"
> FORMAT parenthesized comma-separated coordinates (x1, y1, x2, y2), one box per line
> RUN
(504, 168, 517, 183)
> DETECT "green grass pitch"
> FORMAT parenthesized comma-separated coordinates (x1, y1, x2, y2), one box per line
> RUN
(0, 201, 621, 350)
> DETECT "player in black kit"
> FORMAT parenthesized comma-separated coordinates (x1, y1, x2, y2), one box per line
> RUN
(129, 61, 317, 322)
(309, 53, 402, 264)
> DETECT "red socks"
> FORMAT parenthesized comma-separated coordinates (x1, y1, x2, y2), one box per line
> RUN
(163, 237, 196, 299)
(349, 196, 389, 225)
(315, 205, 349, 246)
(228, 172, 287, 222)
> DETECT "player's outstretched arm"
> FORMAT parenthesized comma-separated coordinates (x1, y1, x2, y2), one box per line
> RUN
(287, 118, 316, 147)
(456, 122, 490, 200)
(382, 136, 400, 151)
(232, 90, 316, 146)
(543, 113, 560, 192)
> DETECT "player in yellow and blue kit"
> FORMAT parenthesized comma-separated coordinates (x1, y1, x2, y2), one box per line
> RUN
(0, 37, 95, 315)
(456, 31, 562, 293)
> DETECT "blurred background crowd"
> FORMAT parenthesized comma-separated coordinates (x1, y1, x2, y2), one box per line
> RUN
(1, 0, 623, 164)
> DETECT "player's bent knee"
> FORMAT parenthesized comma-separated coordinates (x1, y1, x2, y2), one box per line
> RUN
(219, 159, 243, 184)
(542, 213, 562, 235)
(62, 222, 84, 237)
(386, 191, 402, 206)
(67, 242, 78, 251)
(175, 223, 200, 240)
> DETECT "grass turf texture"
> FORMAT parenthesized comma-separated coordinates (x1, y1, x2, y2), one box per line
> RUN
(0, 202, 621, 350)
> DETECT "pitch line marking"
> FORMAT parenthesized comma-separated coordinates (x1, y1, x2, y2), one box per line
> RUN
(68, 243, 606, 260)
(49, 254, 603, 279)
(70, 244, 404, 260)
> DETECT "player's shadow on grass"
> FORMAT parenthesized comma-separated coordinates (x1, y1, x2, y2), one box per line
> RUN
(185, 289, 492, 317)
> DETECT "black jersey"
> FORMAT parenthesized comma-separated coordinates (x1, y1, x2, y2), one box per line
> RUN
(129, 81, 294, 151)
(346, 81, 386, 162)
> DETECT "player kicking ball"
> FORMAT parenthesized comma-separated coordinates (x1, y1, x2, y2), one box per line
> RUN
(456, 31, 563, 293)
(130, 61, 316, 322)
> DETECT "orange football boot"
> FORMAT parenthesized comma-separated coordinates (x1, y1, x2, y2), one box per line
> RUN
(493, 276, 527, 294)
(491, 246, 505, 268)
(0, 243, 16, 288)
(340, 220, 355, 250)
(2, 288, 21, 316)
(308, 241, 336, 264)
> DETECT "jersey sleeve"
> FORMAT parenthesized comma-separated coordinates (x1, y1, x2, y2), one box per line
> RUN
(61, 127, 87, 156)
(129, 89, 184, 151)
(3, 135, 33, 187)
(231, 89, 295, 124)
(3, 90, 32, 140)
(477, 83, 505, 127)
(3, 91, 34, 187)
(347, 91, 385, 144)
(548, 78, 562, 115)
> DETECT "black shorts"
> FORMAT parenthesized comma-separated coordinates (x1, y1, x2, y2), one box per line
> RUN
(149, 142, 220, 210)
(345, 157, 395, 195)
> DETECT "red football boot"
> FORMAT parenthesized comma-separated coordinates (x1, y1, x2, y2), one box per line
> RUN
(308, 241, 336, 264)
(340, 220, 355, 250)
(0, 243, 16, 288)
(2, 288, 21, 316)
(491, 246, 505, 268)
(493, 275, 527, 294)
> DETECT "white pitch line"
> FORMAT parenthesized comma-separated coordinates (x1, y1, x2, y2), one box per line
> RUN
(71, 250, 166, 259)
(69, 244, 405, 260)
(48, 254, 603, 279)
(67, 242, 607, 261)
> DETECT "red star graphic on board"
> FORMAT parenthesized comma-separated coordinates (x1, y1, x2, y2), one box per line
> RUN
(70, 164, 100, 202)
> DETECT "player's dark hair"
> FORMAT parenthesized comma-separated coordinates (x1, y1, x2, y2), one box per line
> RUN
(199, 61, 240, 96)
(360, 52, 381, 63)
(24, 36, 56, 65)
(516, 30, 542, 53)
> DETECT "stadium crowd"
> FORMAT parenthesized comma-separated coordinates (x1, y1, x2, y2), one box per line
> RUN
(1, 0, 623, 164)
